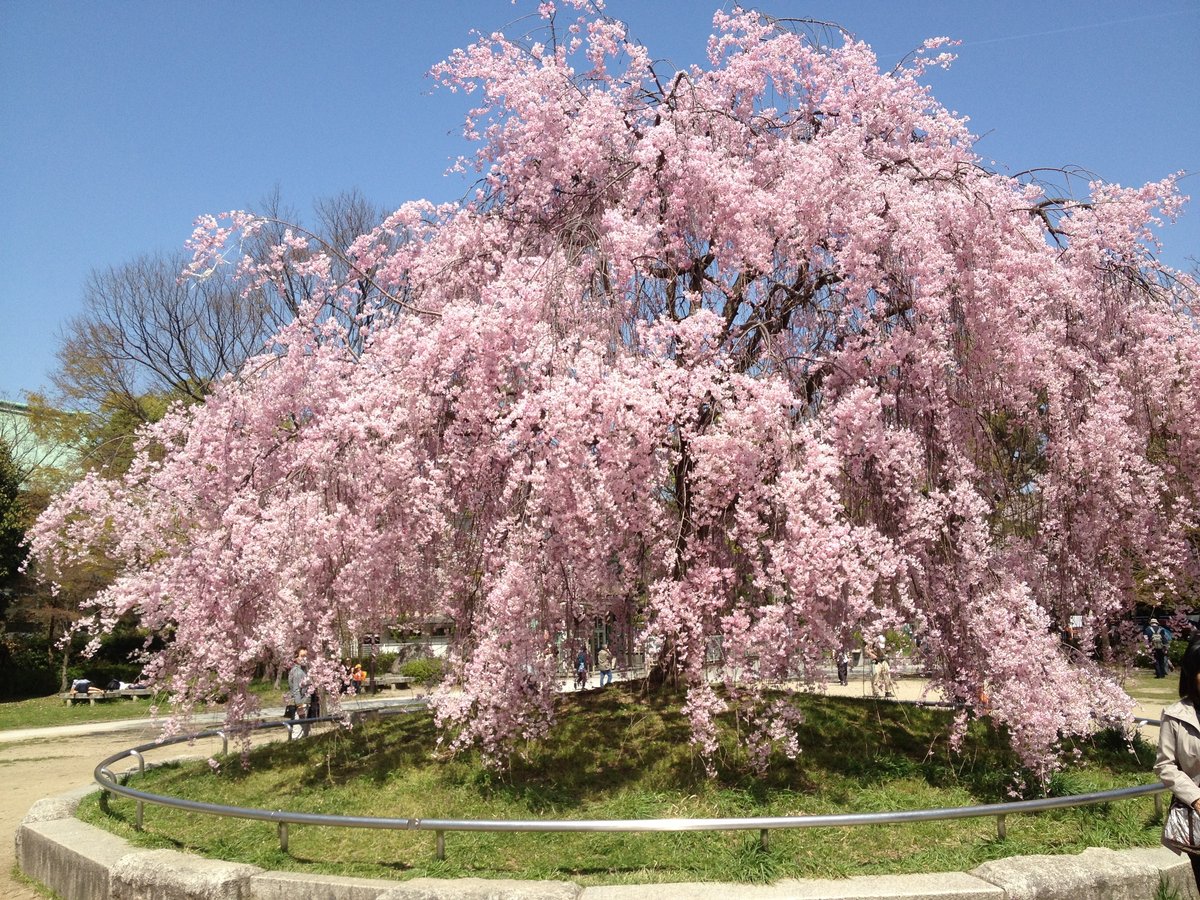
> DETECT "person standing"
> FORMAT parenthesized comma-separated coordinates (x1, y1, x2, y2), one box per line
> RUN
(597, 645, 614, 687)
(1155, 640, 1200, 890)
(287, 649, 312, 738)
(836, 647, 850, 687)
(1147, 618, 1173, 679)
(868, 636, 894, 698)
(575, 645, 589, 690)
(351, 663, 366, 694)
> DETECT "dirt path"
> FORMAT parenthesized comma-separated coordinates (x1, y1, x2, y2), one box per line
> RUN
(0, 723, 168, 899)
(0, 724, 232, 900)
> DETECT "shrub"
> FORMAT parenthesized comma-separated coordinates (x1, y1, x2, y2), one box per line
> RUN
(399, 656, 444, 686)
(0, 637, 57, 698)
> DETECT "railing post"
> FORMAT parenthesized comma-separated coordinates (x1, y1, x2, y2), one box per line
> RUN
(1155, 792, 1164, 819)
(759, 828, 769, 852)
(135, 801, 144, 831)
(996, 814, 1006, 840)
(99, 768, 112, 813)
(218, 730, 228, 757)
(436, 829, 445, 860)
(278, 822, 289, 853)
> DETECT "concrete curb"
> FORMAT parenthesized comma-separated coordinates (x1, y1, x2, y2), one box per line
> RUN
(15, 785, 1200, 900)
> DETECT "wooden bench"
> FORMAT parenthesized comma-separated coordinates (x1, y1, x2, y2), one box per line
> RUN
(60, 690, 120, 706)
(369, 674, 412, 691)
(59, 687, 154, 705)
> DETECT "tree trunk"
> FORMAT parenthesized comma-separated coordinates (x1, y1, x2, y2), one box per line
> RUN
(645, 640, 679, 690)
(58, 632, 71, 693)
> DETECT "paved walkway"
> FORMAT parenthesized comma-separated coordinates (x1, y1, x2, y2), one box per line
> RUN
(0, 693, 425, 745)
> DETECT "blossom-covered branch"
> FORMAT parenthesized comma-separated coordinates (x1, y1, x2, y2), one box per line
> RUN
(30, 2, 1198, 781)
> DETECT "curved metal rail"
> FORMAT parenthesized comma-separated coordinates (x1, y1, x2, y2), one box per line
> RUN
(91, 712, 1170, 860)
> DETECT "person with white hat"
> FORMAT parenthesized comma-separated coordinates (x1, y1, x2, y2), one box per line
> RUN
(1146, 618, 1173, 679)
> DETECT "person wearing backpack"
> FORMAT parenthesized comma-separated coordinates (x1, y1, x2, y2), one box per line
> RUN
(574, 645, 589, 690)
(1147, 618, 1173, 679)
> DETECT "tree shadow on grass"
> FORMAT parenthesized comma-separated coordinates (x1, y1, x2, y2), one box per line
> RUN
(494, 684, 706, 810)
(235, 707, 442, 789)
(219, 686, 1151, 813)
(464, 687, 1025, 808)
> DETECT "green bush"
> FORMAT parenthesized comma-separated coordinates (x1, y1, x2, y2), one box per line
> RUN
(1170, 639, 1187, 666)
(399, 656, 444, 686)
(0, 638, 57, 698)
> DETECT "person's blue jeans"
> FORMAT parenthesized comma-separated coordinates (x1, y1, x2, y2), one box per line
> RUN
(1155, 649, 1169, 678)
(600, 669, 612, 686)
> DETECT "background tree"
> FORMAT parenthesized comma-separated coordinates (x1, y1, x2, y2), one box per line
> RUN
(0, 440, 25, 610)
(0, 438, 97, 695)
(55, 252, 268, 404)
(0, 439, 29, 691)
(45, 189, 393, 474)
(223, 186, 399, 356)
(0, 422, 122, 695)
(30, 3, 1200, 780)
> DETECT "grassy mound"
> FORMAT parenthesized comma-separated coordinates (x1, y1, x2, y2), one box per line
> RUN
(80, 685, 1163, 885)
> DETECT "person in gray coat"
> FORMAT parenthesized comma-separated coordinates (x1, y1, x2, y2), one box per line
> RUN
(287, 649, 313, 738)
(1155, 639, 1200, 890)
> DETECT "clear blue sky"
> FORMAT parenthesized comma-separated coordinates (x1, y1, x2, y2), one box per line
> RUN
(1, 1, 1196, 403)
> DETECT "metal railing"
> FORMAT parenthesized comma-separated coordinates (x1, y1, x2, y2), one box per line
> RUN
(92, 711, 1170, 861)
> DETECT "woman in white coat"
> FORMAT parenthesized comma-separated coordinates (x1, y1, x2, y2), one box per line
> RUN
(1155, 638, 1200, 889)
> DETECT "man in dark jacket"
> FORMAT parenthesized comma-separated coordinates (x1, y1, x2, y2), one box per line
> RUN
(1146, 619, 1173, 679)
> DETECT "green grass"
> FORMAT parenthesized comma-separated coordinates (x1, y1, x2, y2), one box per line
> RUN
(8, 862, 58, 898)
(1122, 669, 1181, 709)
(79, 686, 1165, 885)
(0, 679, 282, 731)
(1, 666, 1170, 734)
(0, 692, 164, 731)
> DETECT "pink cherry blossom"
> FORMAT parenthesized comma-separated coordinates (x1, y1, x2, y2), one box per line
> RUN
(30, 4, 1198, 783)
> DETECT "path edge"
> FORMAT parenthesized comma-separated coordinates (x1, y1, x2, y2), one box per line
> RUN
(15, 784, 1200, 899)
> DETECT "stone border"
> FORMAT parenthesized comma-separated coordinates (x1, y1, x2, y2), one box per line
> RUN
(16, 786, 1200, 900)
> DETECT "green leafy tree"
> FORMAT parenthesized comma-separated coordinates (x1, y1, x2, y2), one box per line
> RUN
(0, 439, 26, 609)
(0, 414, 132, 695)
